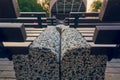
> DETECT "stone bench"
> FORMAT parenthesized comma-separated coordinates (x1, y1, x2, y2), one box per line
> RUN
(61, 28, 107, 79)
(13, 27, 60, 80)
(61, 28, 91, 79)
(13, 27, 108, 80)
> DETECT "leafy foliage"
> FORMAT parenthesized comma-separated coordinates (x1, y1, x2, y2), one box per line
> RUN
(40, 0, 50, 13)
(18, 0, 47, 12)
(91, 0, 102, 12)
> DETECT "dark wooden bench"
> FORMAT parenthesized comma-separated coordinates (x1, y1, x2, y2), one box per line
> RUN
(47, 17, 57, 26)
(93, 26, 120, 44)
(69, 12, 120, 28)
(20, 12, 46, 17)
(0, 12, 47, 28)
(0, 17, 47, 28)
(20, 12, 47, 28)
(64, 17, 71, 26)
(92, 26, 120, 60)
(70, 12, 99, 17)
(69, 12, 100, 28)
(99, 0, 120, 21)
(69, 17, 100, 23)
(0, 0, 20, 18)
(0, 23, 26, 42)
(70, 23, 120, 27)
(0, 23, 28, 54)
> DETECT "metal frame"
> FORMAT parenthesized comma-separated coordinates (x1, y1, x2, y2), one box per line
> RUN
(50, 0, 86, 18)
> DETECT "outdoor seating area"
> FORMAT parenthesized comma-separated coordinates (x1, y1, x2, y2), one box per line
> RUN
(0, 0, 120, 80)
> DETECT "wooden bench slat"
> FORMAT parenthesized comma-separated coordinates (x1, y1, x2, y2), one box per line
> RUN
(20, 12, 46, 17)
(88, 42, 116, 47)
(106, 67, 120, 73)
(0, 61, 13, 66)
(107, 62, 120, 68)
(81, 33, 94, 37)
(79, 31, 94, 33)
(0, 66, 14, 71)
(26, 31, 43, 34)
(110, 59, 120, 63)
(0, 71, 16, 78)
(25, 28, 45, 31)
(26, 37, 37, 41)
(84, 37, 93, 42)
(27, 34, 40, 37)
(3, 42, 31, 47)
(76, 28, 95, 31)
(105, 73, 120, 80)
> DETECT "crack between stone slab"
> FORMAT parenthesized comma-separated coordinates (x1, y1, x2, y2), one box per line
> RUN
(56, 26, 62, 80)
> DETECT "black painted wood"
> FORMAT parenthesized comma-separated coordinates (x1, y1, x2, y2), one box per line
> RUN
(0, 23, 26, 42)
(99, 0, 120, 21)
(93, 26, 120, 44)
(0, 0, 20, 18)
(20, 12, 46, 17)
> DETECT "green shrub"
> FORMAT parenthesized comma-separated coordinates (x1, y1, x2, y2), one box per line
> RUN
(18, 0, 49, 16)
(91, 0, 102, 12)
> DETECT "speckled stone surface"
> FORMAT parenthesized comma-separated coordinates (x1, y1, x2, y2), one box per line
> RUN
(13, 27, 60, 80)
(61, 28, 107, 80)
(87, 54, 108, 80)
(61, 28, 91, 80)
(29, 27, 60, 80)
(12, 27, 108, 80)
(12, 55, 29, 80)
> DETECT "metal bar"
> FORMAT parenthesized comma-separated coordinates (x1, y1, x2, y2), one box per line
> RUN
(78, 0, 83, 12)
(64, 0, 66, 14)
(71, 0, 74, 12)
(56, 1, 58, 14)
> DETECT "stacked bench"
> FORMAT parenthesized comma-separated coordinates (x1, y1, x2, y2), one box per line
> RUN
(0, 0, 46, 55)
(68, 12, 120, 28)
(64, 12, 99, 26)
(0, 12, 47, 28)
(47, 17, 57, 26)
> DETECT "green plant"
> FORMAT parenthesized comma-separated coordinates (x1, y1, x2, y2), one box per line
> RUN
(18, 0, 49, 16)
(91, 0, 102, 12)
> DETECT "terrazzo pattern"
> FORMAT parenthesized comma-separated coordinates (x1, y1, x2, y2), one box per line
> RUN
(29, 27, 60, 80)
(61, 28, 91, 80)
(61, 28, 108, 80)
(13, 27, 60, 80)
(12, 27, 108, 80)
(12, 55, 29, 80)
(87, 55, 108, 80)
